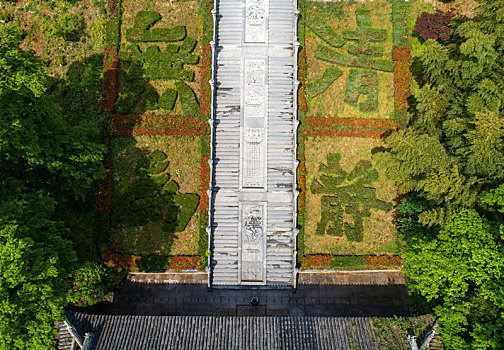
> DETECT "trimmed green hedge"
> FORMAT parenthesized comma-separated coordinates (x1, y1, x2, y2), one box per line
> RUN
(307, 14, 344, 48)
(180, 37, 197, 53)
(133, 11, 161, 30)
(344, 68, 378, 112)
(126, 25, 186, 43)
(315, 45, 394, 72)
(331, 255, 366, 269)
(307, 67, 343, 99)
(159, 88, 177, 111)
(176, 82, 199, 115)
(174, 193, 199, 232)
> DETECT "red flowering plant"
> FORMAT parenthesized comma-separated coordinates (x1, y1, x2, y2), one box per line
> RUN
(392, 45, 412, 112)
(168, 256, 201, 270)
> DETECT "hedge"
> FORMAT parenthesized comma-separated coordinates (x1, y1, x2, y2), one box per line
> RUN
(133, 10, 161, 30)
(315, 45, 394, 72)
(344, 68, 378, 112)
(126, 25, 186, 43)
(306, 14, 344, 48)
(173, 193, 200, 232)
(159, 88, 177, 111)
(306, 67, 342, 99)
(176, 81, 200, 115)
(180, 37, 197, 53)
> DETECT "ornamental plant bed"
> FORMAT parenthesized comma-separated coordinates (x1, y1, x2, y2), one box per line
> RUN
(110, 136, 201, 256)
(302, 117, 398, 138)
(300, 254, 401, 270)
(110, 114, 207, 137)
(116, 0, 205, 115)
(303, 137, 402, 255)
(304, 1, 395, 120)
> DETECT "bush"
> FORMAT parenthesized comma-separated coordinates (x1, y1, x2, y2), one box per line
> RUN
(159, 88, 177, 111)
(142, 86, 159, 110)
(138, 255, 172, 270)
(175, 81, 199, 115)
(331, 255, 366, 269)
(344, 68, 378, 112)
(315, 45, 394, 72)
(307, 14, 344, 48)
(41, 13, 80, 41)
(133, 10, 161, 30)
(306, 67, 343, 99)
(126, 25, 186, 43)
(413, 10, 455, 42)
(174, 193, 200, 232)
(69, 263, 117, 307)
(180, 37, 197, 53)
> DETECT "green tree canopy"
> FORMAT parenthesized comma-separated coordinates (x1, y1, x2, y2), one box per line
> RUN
(376, 0, 504, 226)
(403, 185, 504, 349)
(0, 23, 109, 349)
(0, 179, 76, 350)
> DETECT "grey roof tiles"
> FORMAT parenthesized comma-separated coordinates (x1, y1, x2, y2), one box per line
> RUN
(59, 311, 436, 350)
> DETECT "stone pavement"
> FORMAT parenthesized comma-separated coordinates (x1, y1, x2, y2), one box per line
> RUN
(209, 0, 298, 287)
(88, 271, 409, 317)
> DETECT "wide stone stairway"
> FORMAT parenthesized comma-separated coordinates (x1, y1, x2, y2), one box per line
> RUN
(209, 0, 298, 287)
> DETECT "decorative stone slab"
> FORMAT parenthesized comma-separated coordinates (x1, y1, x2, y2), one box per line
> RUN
(241, 203, 266, 282)
(245, 0, 268, 43)
(244, 59, 266, 118)
(243, 128, 265, 188)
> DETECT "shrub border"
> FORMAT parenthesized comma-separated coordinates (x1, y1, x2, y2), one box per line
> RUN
(300, 254, 402, 270)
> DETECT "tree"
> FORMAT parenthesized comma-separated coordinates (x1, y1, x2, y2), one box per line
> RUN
(0, 23, 110, 349)
(0, 179, 76, 350)
(403, 185, 504, 349)
(376, 0, 504, 226)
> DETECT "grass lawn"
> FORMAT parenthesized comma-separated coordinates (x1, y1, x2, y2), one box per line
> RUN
(304, 137, 402, 255)
(110, 136, 201, 256)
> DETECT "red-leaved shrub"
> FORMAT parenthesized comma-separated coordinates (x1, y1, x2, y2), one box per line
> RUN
(413, 10, 455, 42)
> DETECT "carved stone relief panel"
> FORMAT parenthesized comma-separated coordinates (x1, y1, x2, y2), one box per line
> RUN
(245, 0, 268, 43)
(244, 59, 266, 118)
(243, 128, 264, 188)
(241, 203, 265, 281)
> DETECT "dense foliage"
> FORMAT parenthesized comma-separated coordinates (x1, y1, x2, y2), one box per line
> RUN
(413, 10, 455, 42)
(377, 1, 504, 348)
(0, 23, 110, 349)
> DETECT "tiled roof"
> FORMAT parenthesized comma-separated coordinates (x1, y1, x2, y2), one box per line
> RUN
(59, 311, 436, 350)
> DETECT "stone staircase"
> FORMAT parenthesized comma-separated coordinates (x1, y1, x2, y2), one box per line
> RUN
(209, 0, 298, 287)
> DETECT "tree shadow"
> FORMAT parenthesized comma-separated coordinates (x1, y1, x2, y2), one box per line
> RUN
(114, 58, 159, 114)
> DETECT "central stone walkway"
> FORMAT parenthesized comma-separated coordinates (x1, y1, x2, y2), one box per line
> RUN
(209, 0, 298, 286)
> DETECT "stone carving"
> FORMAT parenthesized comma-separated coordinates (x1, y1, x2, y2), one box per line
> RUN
(244, 60, 265, 118)
(243, 205, 264, 244)
(241, 204, 265, 281)
(243, 128, 264, 188)
(245, 0, 268, 43)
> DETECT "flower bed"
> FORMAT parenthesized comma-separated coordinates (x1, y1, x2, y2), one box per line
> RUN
(300, 254, 402, 270)
(392, 45, 412, 112)
(104, 252, 202, 271)
(302, 117, 398, 138)
(110, 114, 207, 137)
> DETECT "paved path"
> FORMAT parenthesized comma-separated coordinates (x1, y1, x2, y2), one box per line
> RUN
(209, 0, 298, 287)
(91, 272, 409, 317)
